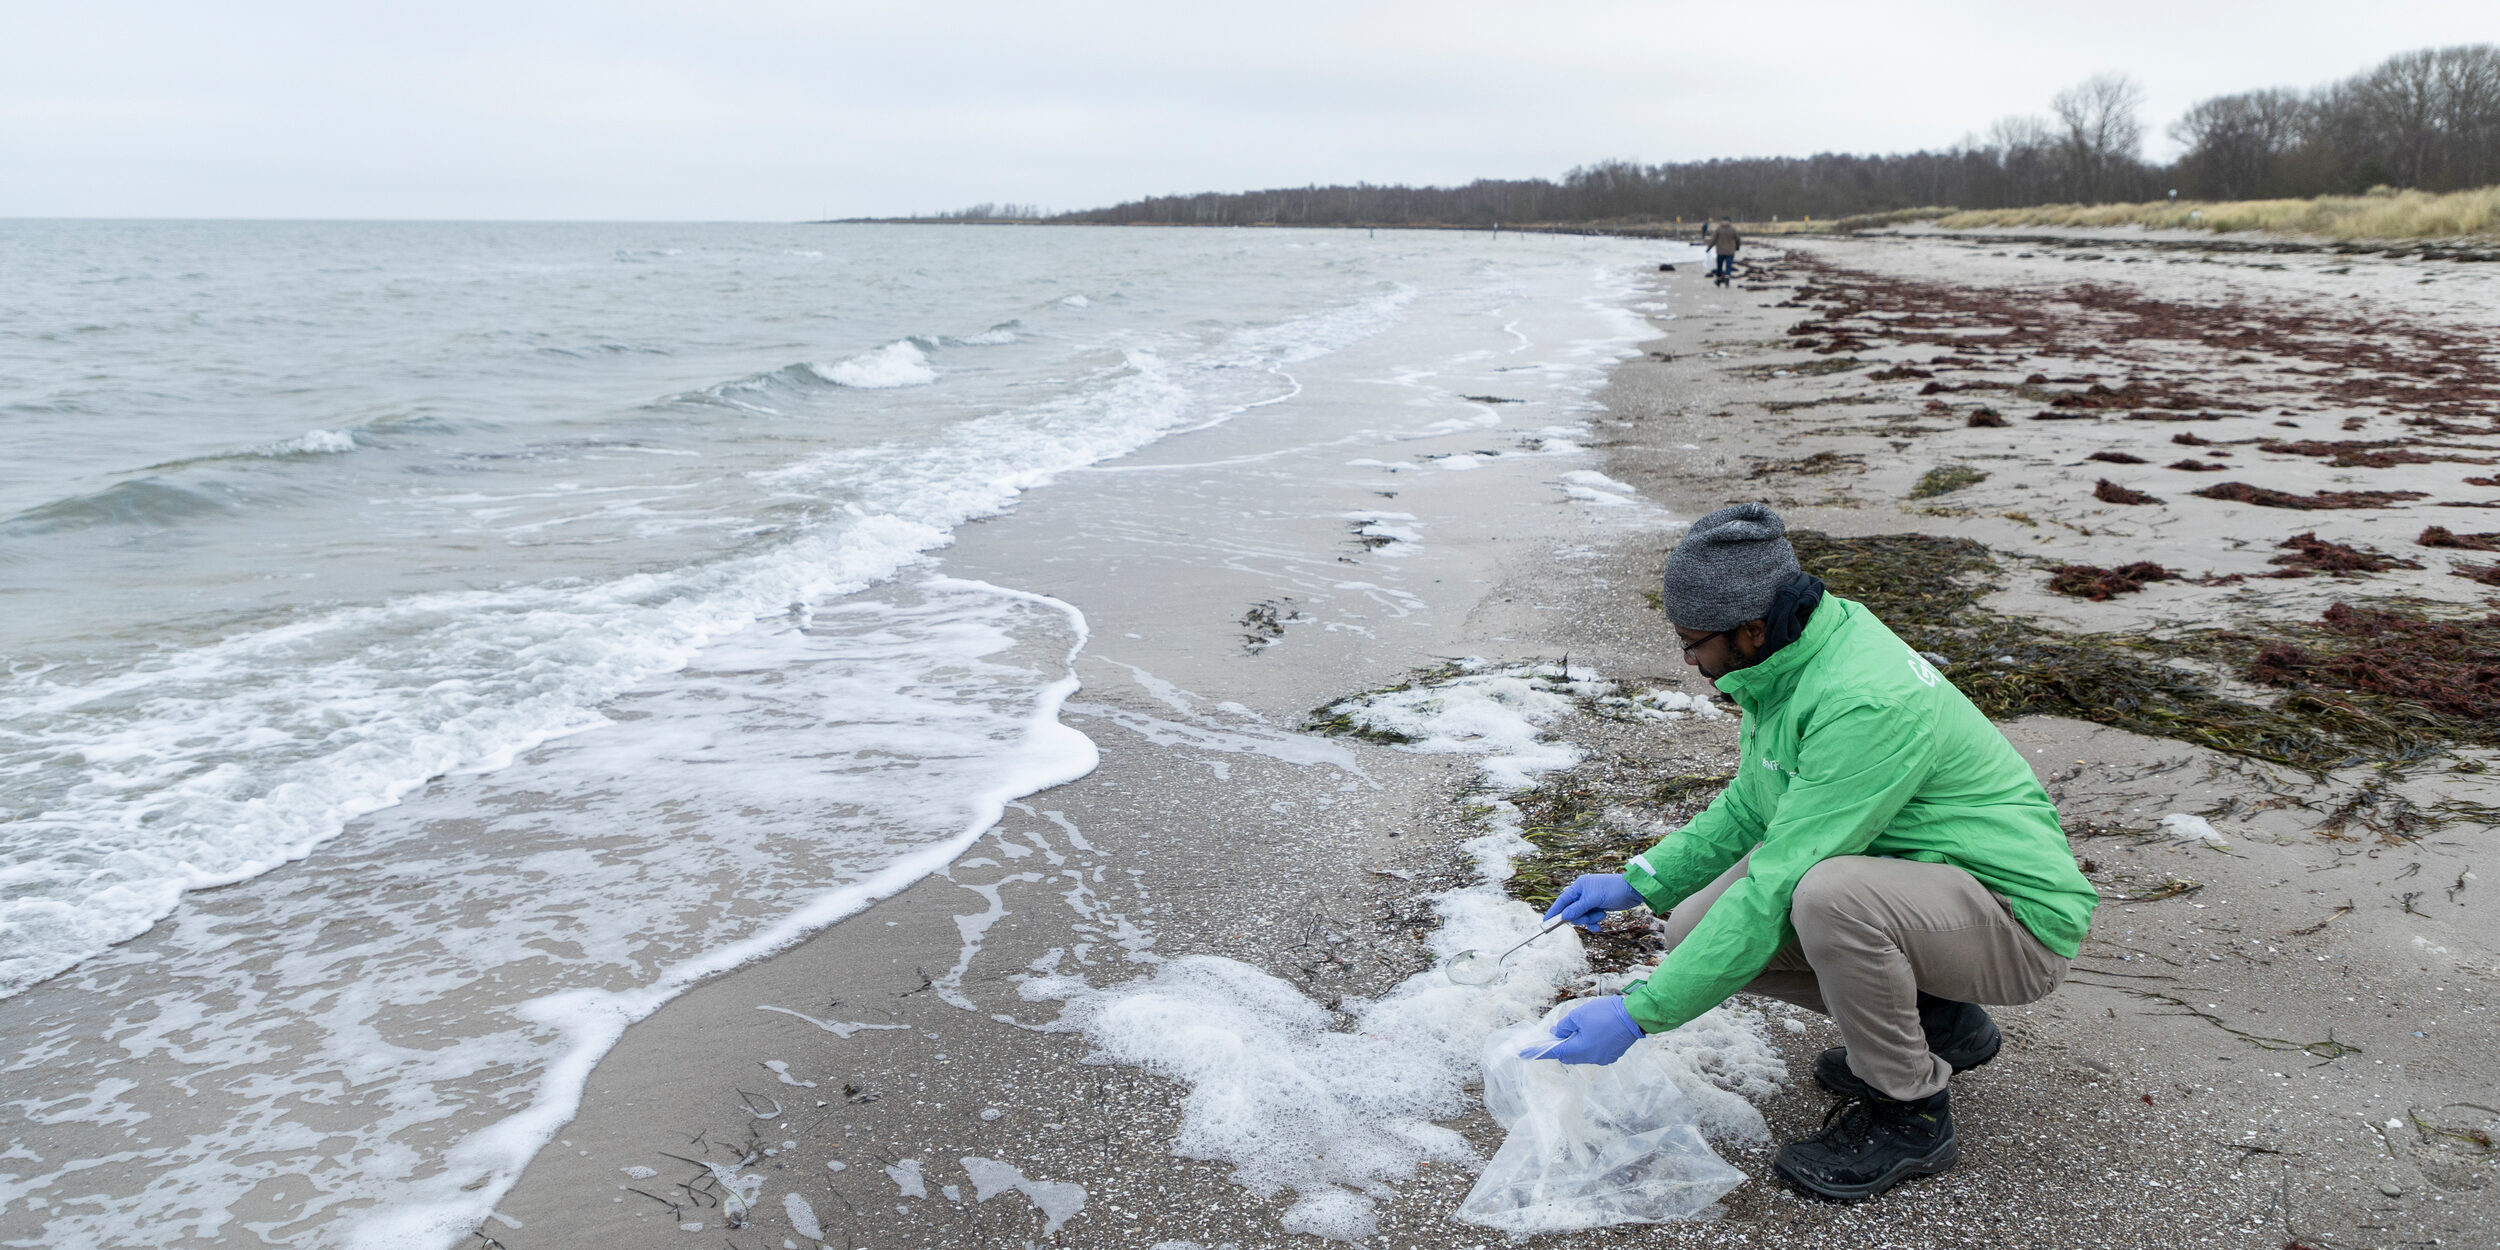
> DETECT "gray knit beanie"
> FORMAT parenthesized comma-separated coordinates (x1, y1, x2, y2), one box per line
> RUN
(1660, 502, 1802, 630)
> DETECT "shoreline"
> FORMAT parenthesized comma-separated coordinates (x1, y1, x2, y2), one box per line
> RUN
(815, 218, 2500, 265)
(492, 235, 2500, 1249)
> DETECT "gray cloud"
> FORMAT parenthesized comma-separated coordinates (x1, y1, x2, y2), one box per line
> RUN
(1, 0, 2489, 219)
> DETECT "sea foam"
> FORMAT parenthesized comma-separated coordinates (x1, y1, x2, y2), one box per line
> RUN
(812, 339, 937, 388)
(1025, 662, 1774, 1242)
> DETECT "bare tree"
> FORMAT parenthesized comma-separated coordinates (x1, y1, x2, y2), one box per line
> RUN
(1041, 44, 2498, 228)
(2049, 74, 2146, 201)
(2169, 88, 2307, 198)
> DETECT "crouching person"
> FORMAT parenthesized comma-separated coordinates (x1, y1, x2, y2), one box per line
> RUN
(1529, 502, 2098, 1201)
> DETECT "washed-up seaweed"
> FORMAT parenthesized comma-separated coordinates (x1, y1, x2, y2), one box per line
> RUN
(2268, 532, 2422, 575)
(2192, 481, 2430, 509)
(1748, 450, 1864, 478)
(2242, 603, 2500, 729)
(2094, 479, 2162, 505)
(2048, 562, 2177, 600)
(1910, 465, 1988, 498)
(1776, 259, 2500, 424)
(2255, 439, 2498, 469)
(1502, 763, 1735, 964)
(2418, 526, 2500, 550)
(1300, 660, 1471, 743)
(1793, 532, 2486, 771)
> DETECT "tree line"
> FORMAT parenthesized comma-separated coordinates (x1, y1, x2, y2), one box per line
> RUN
(1022, 44, 2497, 227)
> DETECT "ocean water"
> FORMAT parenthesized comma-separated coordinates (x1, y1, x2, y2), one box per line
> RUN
(0, 220, 1672, 1245)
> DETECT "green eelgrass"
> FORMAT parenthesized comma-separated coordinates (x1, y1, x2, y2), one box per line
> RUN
(1910, 465, 1989, 499)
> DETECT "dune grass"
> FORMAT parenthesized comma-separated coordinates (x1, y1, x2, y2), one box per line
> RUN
(1931, 185, 2500, 241)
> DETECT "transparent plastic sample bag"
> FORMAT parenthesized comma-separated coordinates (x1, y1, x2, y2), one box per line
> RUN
(1455, 1014, 1746, 1234)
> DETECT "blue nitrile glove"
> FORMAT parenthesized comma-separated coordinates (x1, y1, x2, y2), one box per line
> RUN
(1542, 873, 1644, 932)
(1523, 996, 1645, 1065)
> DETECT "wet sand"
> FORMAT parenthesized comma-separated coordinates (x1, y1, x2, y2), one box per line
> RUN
(490, 231, 2500, 1249)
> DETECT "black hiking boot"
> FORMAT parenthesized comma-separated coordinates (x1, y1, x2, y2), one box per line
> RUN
(1772, 1088, 1958, 1201)
(1813, 993, 2001, 1098)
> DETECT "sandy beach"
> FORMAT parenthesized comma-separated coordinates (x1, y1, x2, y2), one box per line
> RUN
(484, 230, 2500, 1250)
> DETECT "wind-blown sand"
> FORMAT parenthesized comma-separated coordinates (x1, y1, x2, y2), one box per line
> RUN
(490, 231, 2499, 1249)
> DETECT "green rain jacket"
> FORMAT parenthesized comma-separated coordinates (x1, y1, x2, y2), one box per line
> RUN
(1620, 594, 2098, 1035)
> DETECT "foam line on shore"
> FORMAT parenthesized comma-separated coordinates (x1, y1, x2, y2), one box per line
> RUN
(340, 578, 1097, 1250)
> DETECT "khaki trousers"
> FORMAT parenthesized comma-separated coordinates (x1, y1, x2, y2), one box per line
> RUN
(1657, 853, 2068, 1100)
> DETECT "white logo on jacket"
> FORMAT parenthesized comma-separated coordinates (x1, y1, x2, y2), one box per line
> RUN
(1906, 647, 1941, 687)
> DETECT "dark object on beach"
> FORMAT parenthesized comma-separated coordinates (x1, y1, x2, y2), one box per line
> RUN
(2407, 416, 2500, 435)
(1748, 450, 1863, 479)
(1965, 407, 2007, 428)
(2468, 476, 2500, 487)
(2024, 373, 2049, 385)
(1867, 365, 1934, 381)
(2419, 526, 2500, 551)
(2246, 602, 2500, 727)
(1659, 263, 1677, 272)
(2087, 451, 2147, 464)
(2192, 481, 2430, 509)
(2168, 459, 2228, 472)
(1461, 395, 1523, 404)
(2094, 479, 2161, 505)
(2172, 432, 2215, 446)
(2122, 411, 2229, 421)
(2454, 561, 2500, 586)
(1911, 465, 1988, 498)
(2047, 562, 2175, 600)
(2342, 416, 2369, 430)
(2257, 438, 2492, 469)
(2269, 532, 2421, 575)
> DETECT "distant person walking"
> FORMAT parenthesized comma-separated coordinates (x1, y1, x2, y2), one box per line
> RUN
(1707, 217, 1741, 286)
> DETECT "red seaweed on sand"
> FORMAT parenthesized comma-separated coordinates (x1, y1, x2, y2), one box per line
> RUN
(2418, 526, 2500, 551)
(2047, 562, 2176, 600)
(2191, 482, 2429, 510)
(2246, 603, 2500, 724)
(2268, 532, 2421, 576)
(2094, 479, 2161, 505)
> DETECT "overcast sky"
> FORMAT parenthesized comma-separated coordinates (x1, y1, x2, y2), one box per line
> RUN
(3, 1, 2491, 220)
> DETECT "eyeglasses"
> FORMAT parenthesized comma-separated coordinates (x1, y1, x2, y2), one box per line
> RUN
(1678, 629, 1729, 658)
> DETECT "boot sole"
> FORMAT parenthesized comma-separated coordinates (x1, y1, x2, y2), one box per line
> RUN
(1772, 1133, 1960, 1202)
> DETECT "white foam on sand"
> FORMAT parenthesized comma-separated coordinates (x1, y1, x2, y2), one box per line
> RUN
(1023, 661, 1775, 1242)
(812, 339, 937, 388)
(2158, 812, 2229, 848)
(781, 1190, 824, 1240)
(959, 1156, 1087, 1235)
(755, 1006, 910, 1039)
(885, 1158, 927, 1198)
(1308, 659, 1603, 791)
